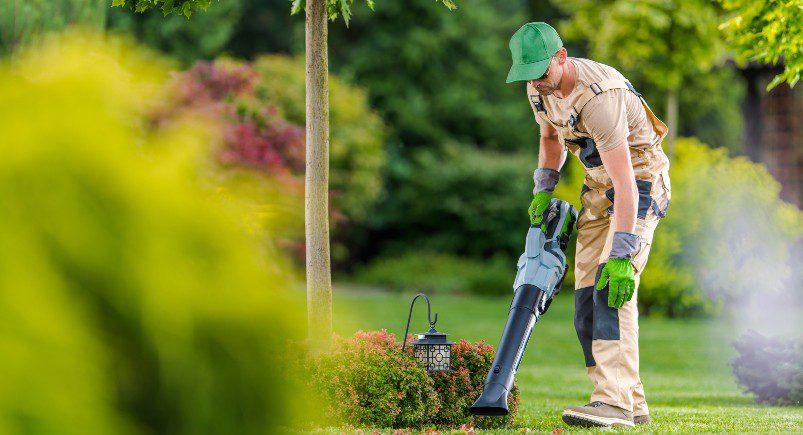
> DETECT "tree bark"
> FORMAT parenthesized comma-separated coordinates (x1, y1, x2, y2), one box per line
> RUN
(305, 0, 332, 350)
(665, 87, 678, 157)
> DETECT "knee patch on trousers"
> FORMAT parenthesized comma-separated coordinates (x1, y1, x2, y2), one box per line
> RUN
(574, 287, 596, 366)
(592, 263, 620, 340)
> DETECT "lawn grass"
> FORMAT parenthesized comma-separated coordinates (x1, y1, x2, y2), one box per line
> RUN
(328, 286, 802, 433)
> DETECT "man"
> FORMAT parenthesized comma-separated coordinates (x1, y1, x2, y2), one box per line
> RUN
(507, 22, 672, 427)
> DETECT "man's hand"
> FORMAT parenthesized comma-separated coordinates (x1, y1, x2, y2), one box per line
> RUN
(528, 191, 552, 230)
(595, 258, 635, 309)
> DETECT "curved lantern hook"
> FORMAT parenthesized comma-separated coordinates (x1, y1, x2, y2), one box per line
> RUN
(401, 293, 438, 351)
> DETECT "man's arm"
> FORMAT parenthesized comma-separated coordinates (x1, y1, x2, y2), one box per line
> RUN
(599, 143, 637, 233)
(527, 84, 567, 171)
(538, 121, 567, 171)
(583, 90, 637, 233)
(526, 85, 566, 228)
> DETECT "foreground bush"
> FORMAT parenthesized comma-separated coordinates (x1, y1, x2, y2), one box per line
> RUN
(309, 331, 519, 429)
(0, 32, 303, 434)
(731, 331, 803, 405)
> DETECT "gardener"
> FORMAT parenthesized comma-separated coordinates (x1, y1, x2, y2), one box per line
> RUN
(507, 22, 671, 427)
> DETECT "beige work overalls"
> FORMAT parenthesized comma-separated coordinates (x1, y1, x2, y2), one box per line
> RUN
(531, 78, 671, 414)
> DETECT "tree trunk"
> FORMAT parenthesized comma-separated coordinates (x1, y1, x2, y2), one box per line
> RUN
(305, 0, 332, 350)
(665, 87, 678, 157)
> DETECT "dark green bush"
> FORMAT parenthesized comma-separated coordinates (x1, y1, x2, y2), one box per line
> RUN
(731, 331, 803, 405)
(376, 142, 535, 260)
(354, 252, 513, 296)
(327, 0, 533, 151)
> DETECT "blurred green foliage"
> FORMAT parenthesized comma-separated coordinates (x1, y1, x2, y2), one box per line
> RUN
(559, 0, 725, 93)
(0, 32, 305, 433)
(111, 0, 215, 17)
(107, 0, 301, 63)
(720, 0, 801, 89)
(373, 143, 534, 259)
(252, 55, 387, 223)
(639, 138, 803, 316)
(626, 63, 745, 153)
(0, 0, 106, 54)
(290, 0, 456, 26)
(354, 252, 512, 296)
(107, 0, 243, 65)
(353, 148, 580, 296)
(328, 0, 534, 151)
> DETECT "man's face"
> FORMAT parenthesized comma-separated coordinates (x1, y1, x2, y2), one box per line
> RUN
(527, 57, 560, 95)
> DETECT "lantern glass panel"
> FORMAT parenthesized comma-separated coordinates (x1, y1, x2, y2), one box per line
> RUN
(412, 343, 452, 372)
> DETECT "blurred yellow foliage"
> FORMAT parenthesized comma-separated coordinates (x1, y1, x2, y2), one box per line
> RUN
(0, 31, 306, 434)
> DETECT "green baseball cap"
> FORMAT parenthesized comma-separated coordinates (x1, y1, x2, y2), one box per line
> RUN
(506, 22, 563, 83)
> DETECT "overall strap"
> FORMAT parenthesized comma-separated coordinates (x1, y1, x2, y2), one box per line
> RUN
(568, 78, 640, 129)
(529, 93, 547, 114)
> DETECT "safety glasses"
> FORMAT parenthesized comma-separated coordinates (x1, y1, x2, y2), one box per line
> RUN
(535, 57, 553, 81)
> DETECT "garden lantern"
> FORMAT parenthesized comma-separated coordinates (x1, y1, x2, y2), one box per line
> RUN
(402, 293, 453, 372)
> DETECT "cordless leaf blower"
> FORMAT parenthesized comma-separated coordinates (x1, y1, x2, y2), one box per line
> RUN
(470, 198, 577, 416)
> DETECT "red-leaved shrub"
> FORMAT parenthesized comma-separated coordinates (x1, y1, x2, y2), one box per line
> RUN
(309, 330, 439, 428)
(429, 339, 519, 429)
(309, 330, 519, 429)
(173, 60, 307, 176)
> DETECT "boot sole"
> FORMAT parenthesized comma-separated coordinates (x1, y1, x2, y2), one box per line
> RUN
(562, 410, 635, 428)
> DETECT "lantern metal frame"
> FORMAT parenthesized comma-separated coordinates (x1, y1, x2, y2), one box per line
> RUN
(402, 293, 453, 372)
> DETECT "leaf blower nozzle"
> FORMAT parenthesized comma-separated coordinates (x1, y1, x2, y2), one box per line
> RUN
(470, 199, 577, 416)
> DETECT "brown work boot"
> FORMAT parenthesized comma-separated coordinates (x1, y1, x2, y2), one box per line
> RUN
(634, 414, 650, 425)
(562, 401, 634, 427)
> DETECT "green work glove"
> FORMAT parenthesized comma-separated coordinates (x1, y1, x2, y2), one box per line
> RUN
(528, 191, 552, 231)
(595, 258, 636, 309)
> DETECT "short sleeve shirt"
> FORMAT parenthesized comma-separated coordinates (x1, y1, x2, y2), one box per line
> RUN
(528, 58, 658, 153)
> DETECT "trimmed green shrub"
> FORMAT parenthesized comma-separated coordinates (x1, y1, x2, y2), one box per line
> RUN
(309, 330, 439, 428)
(308, 330, 519, 429)
(732, 331, 803, 405)
(354, 252, 513, 296)
(431, 340, 519, 429)
(0, 32, 303, 434)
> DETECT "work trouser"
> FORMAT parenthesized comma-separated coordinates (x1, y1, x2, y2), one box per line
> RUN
(573, 169, 671, 415)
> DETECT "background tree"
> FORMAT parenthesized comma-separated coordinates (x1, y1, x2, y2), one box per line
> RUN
(0, 0, 106, 54)
(558, 0, 725, 153)
(290, 0, 455, 350)
(113, 0, 455, 350)
(720, 0, 801, 90)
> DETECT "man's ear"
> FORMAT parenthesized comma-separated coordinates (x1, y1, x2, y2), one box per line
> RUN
(558, 48, 569, 63)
